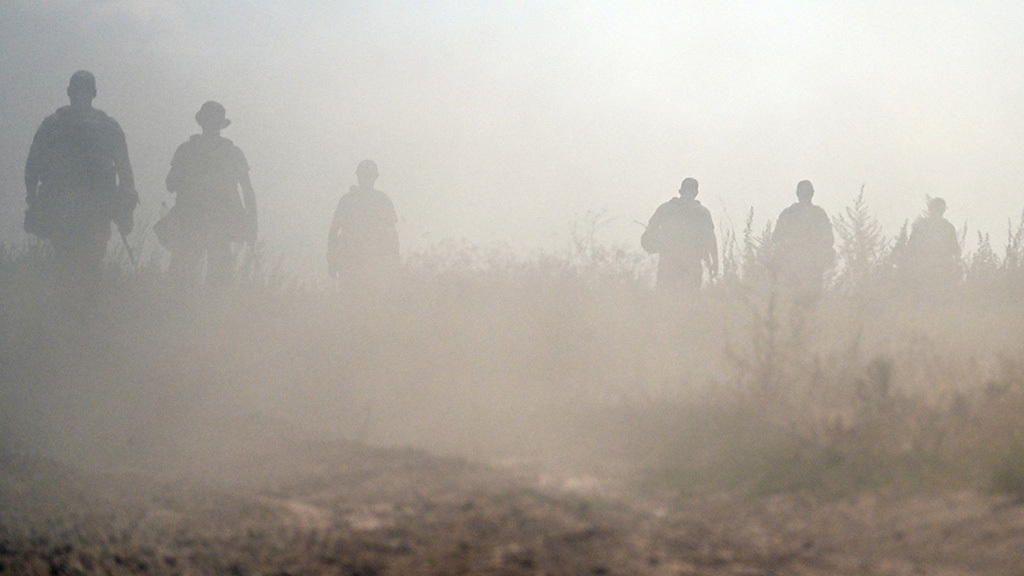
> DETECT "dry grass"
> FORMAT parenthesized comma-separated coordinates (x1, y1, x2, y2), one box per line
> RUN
(3, 198, 1024, 501)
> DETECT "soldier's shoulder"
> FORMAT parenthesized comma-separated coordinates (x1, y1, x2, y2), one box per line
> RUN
(777, 203, 797, 217)
(220, 137, 248, 161)
(337, 185, 360, 202)
(375, 190, 396, 212)
(40, 106, 71, 127)
(91, 107, 121, 127)
(694, 200, 713, 217)
(811, 205, 831, 222)
(173, 135, 202, 153)
(652, 198, 678, 217)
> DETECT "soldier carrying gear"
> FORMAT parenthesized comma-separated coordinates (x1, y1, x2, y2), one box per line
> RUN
(326, 159, 399, 292)
(772, 180, 835, 302)
(903, 197, 960, 296)
(24, 70, 138, 289)
(157, 100, 258, 287)
(641, 177, 718, 292)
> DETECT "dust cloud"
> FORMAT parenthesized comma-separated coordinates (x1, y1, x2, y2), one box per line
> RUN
(2, 0, 1024, 500)
(4, 2, 1024, 270)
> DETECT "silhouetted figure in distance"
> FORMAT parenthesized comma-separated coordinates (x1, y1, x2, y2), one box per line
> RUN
(158, 101, 257, 288)
(903, 197, 960, 296)
(327, 159, 399, 292)
(24, 70, 138, 292)
(641, 177, 718, 292)
(772, 180, 835, 302)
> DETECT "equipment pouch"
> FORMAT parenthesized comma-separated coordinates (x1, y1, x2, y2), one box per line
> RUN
(154, 205, 187, 251)
(23, 194, 62, 240)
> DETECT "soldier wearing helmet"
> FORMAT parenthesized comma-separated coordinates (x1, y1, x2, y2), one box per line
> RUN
(24, 71, 138, 292)
(772, 180, 835, 302)
(641, 177, 718, 292)
(158, 100, 257, 287)
(327, 159, 399, 291)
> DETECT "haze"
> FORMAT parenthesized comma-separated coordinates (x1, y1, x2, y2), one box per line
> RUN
(2, 0, 1024, 274)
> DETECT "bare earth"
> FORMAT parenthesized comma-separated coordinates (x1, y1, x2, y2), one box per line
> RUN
(2, 441, 1024, 576)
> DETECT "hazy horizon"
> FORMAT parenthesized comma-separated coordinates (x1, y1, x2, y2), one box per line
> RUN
(3, 1, 1024, 275)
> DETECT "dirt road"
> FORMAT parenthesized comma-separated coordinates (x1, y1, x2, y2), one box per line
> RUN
(2, 441, 1024, 575)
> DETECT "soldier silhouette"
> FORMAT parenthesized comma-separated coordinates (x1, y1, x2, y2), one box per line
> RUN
(771, 180, 835, 302)
(903, 197, 960, 296)
(326, 160, 399, 292)
(157, 101, 257, 287)
(24, 71, 138, 291)
(641, 177, 718, 292)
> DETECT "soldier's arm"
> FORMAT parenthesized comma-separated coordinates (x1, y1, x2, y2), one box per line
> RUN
(706, 221, 719, 277)
(24, 121, 51, 204)
(166, 146, 185, 193)
(327, 204, 342, 247)
(820, 209, 836, 264)
(111, 125, 138, 233)
(231, 148, 257, 244)
(945, 222, 961, 260)
(640, 205, 665, 253)
(239, 169, 257, 244)
(822, 210, 835, 246)
(385, 197, 400, 263)
(326, 199, 346, 277)
(647, 205, 666, 229)
(772, 210, 788, 243)
(113, 126, 136, 194)
(24, 160, 39, 205)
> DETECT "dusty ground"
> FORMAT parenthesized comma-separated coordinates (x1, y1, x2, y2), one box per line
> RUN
(2, 440, 1024, 576)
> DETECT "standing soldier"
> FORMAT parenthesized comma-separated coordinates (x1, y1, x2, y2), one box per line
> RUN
(326, 159, 399, 292)
(157, 101, 257, 287)
(772, 180, 835, 302)
(24, 70, 138, 290)
(903, 197, 960, 296)
(641, 177, 718, 292)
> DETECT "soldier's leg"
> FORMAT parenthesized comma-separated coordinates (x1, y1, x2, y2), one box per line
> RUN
(168, 244, 204, 288)
(683, 261, 704, 292)
(52, 218, 110, 291)
(656, 258, 702, 294)
(205, 241, 235, 287)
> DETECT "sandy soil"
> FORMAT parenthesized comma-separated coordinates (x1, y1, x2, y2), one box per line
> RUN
(2, 441, 1024, 576)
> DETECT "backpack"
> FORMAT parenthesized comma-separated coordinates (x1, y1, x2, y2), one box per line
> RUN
(642, 198, 708, 258)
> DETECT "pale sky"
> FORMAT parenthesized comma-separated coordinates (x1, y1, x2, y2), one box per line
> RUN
(2, 1, 1024, 274)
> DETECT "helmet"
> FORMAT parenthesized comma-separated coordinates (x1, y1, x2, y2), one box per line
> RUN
(679, 177, 699, 197)
(195, 101, 231, 129)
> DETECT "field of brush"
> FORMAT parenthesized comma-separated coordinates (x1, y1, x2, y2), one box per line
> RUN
(3, 194, 1024, 499)
(4, 197, 1024, 573)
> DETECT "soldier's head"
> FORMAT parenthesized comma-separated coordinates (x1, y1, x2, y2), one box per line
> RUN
(356, 159, 379, 188)
(67, 71, 97, 105)
(195, 101, 231, 132)
(796, 180, 815, 203)
(928, 197, 947, 217)
(678, 177, 699, 199)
